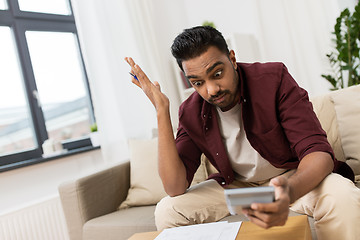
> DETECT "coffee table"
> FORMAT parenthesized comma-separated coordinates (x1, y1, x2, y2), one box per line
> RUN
(128, 215, 312, 240)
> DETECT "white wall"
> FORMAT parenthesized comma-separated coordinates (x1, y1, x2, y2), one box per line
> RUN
(183, 0, 257, 37)
(0, 149, 103, 215)
(181, 0, 354, 97)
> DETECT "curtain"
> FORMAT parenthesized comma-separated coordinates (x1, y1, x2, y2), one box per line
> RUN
(70, 0, 183, 163)
(254, 0, 343, 96)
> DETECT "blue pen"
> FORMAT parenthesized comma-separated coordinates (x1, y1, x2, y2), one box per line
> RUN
(129, 72, 139, 81)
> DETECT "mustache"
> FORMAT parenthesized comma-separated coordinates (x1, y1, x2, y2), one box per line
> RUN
(209, 90, 230, 102)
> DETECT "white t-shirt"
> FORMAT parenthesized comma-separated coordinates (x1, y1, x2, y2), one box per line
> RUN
(216, 103, 286, 182)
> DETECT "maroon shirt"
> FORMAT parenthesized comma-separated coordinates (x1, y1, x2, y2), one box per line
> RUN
(175, 62, 354, 187)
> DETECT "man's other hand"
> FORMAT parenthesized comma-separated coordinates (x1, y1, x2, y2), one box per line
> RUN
(242, 176, 290, 229)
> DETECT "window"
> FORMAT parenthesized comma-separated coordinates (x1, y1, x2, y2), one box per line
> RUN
(18, 0, 71, 15)
(0, 0, 7, 9)
(0, 27, 36, 156)
(0, 0, 95, 170)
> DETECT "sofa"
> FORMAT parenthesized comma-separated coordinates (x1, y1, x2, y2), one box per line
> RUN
(59, 85, 360, 240)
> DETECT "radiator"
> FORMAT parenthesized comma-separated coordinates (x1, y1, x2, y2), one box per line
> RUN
(0, 197, 70, 240)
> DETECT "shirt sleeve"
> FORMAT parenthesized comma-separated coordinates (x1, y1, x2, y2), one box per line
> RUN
(277, 64, 335, 162)
(175, 109, 203, 187)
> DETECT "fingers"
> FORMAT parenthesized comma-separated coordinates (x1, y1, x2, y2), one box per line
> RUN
(242, 204, 288, 229)
(131, 78, 141, 88)
(123, 57, 168, 110)
(124, 57, 141, 80)
(250, 201, 279, 213)
(246, 212, 287, 229)
(125, 57, 136, 68)
(154, 81, 161, 91)
(242, 192, 290, 229)
(124, 57, 150, 85)
(125, 57, 140, 87)
(269, 176, 286, 187)
(269, 176, 291, 205)
(134, 64, 146, 81)
(124, 57, 141, 78)
(124, 57, 149, 90)
(125, 57, 140, 80)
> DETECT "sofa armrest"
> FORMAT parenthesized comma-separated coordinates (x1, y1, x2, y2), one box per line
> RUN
(58, 161, 130, 240)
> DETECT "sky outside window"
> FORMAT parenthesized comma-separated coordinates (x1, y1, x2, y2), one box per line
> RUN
(0, 27, 36, 156)
(18, 0, 71, 15)
(26, 31, 86, 106)
(26, 31, 91, 142)
(0, 0, 7, 10)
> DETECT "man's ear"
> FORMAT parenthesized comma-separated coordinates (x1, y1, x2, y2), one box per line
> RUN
(229, 50, 237, 69)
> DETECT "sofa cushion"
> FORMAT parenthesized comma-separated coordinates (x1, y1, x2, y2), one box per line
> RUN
(119, 138, 166, 209)
(119, 138, 208, 209)
(83, 205, 157, 240)
(331, 85, 360, 175)
(310, 93, 345, 162)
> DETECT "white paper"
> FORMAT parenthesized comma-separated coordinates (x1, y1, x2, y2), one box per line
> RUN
(219, 222, 242, 240)
(154, 221, 242, 240)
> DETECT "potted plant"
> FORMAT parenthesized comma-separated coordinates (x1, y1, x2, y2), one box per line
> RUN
(321, 1, 360, 90)
(89, 122, 100, 147)
(202, 21, 216, 28)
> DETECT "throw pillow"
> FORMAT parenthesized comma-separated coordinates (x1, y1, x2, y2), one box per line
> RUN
(119, 138, 208, 209)
(331, 85, 360, 175)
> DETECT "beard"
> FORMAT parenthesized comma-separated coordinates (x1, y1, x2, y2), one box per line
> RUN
(208, 90, 231, 104)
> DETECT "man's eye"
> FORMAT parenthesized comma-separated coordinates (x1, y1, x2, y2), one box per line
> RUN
(214, 70, 222, 78)
(192, 81, 202, 87)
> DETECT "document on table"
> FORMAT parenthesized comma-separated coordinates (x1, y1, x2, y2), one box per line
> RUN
(154, 221, 242, 240)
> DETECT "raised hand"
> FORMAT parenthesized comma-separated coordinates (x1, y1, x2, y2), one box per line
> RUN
(124, 57, 170, 112)
(124, 57, 188, 196)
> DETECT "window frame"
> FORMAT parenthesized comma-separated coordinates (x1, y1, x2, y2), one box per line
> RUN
(0, 0, 96, 171)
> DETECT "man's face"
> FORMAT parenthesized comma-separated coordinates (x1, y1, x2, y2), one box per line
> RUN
(182, 46, 240, 112)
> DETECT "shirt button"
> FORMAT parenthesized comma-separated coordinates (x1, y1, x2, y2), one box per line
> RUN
(205, 127, 208, 131)
(221, 182, 225, 185)
(203, 114, 206, 118)
(216, 152, 219, 156)
(227, 176, 230, 179)
(243, 99, 247, 103)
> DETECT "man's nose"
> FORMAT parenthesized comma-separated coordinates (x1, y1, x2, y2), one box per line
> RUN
(207, 82, 220, 96)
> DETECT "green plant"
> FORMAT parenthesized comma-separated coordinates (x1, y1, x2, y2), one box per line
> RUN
(321, 1, 360, 90)
(202, 21, 216, 29)
(90, 123, 97, 132)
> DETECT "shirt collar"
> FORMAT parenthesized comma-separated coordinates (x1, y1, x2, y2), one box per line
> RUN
(236, 62, 246, 104)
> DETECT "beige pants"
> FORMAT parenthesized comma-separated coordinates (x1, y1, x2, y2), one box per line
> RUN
(155, 173, 360, 240)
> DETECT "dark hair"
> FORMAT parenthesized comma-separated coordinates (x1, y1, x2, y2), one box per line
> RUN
(171, 26, 229, 71)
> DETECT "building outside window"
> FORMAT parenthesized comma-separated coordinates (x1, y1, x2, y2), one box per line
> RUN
(0, 0, 96, 170)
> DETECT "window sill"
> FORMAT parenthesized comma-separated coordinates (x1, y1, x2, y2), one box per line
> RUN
(0, 145, 101, 173)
